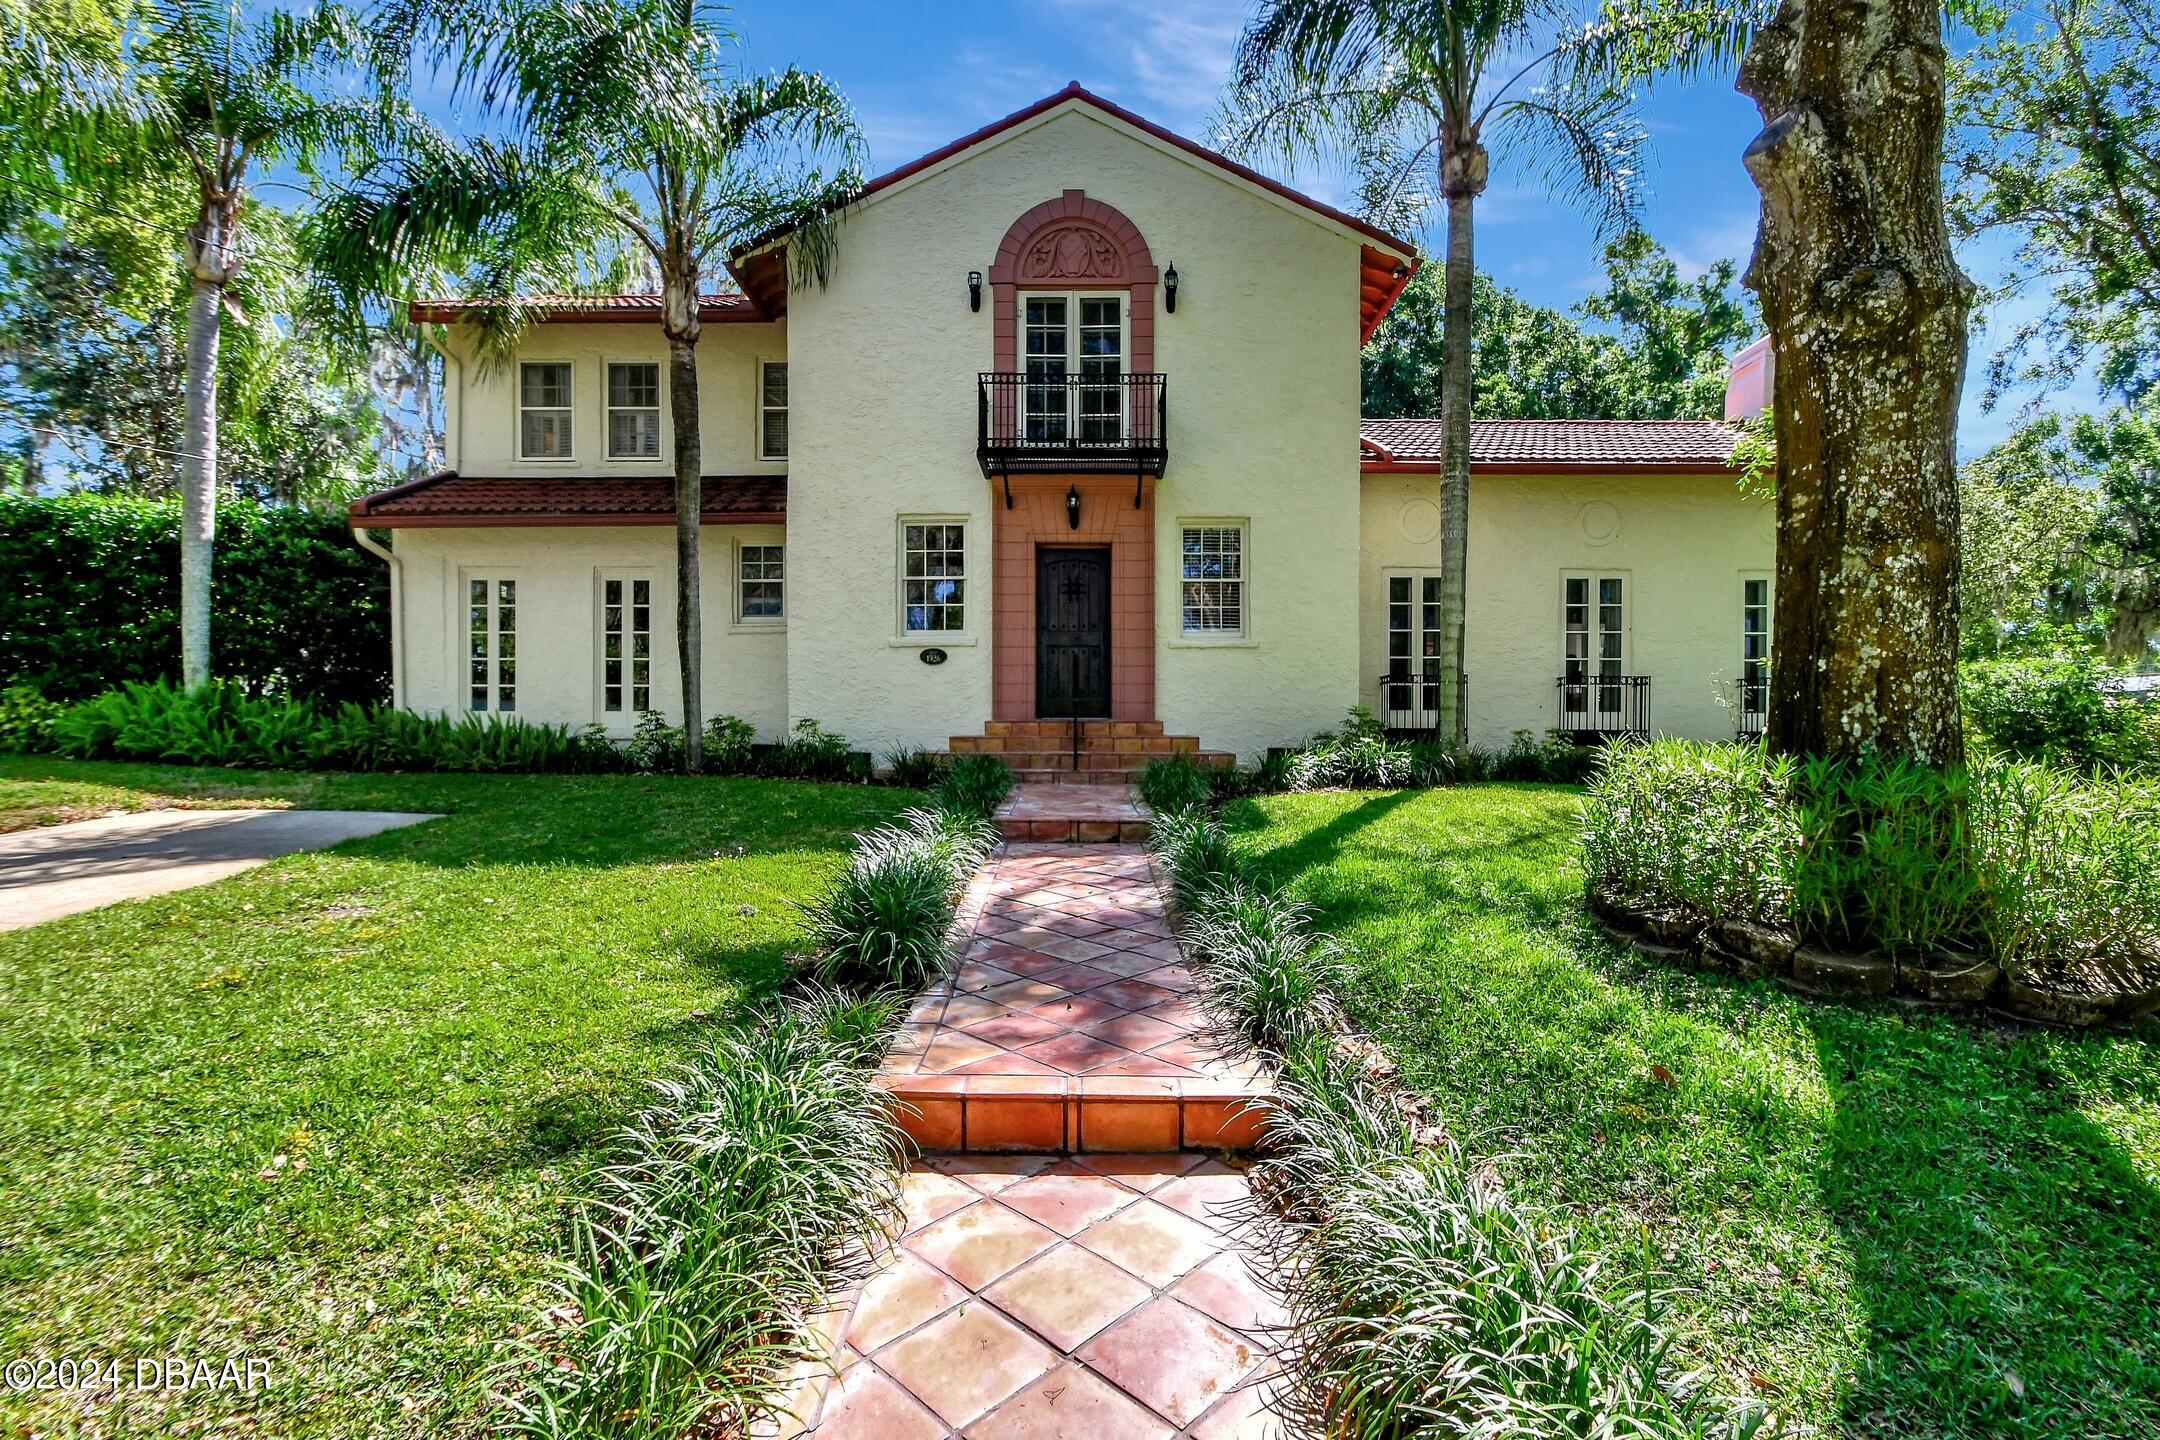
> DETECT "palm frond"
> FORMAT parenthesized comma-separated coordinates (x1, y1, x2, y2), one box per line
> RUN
(1490, 82, 1647, 236)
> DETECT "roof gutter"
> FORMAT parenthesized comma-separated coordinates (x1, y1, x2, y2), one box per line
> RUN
(350, 527, 405, 710)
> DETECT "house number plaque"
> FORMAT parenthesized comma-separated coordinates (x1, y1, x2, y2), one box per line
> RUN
(919, 648, 948, 666)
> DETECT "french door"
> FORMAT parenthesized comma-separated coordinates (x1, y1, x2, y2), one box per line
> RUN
(1563, 574, 1627, 717)
(1381, 572, 1446, 727)
(1024, 293, 1124, 443)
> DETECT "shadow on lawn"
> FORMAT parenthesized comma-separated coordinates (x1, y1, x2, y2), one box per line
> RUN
(1806, 1007, 2160, 1436)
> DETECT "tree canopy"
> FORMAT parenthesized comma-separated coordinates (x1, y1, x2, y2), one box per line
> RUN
(1361, 231, 1755, 419)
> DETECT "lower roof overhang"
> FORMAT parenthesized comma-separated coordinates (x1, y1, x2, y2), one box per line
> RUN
(348, 472, 786, 528)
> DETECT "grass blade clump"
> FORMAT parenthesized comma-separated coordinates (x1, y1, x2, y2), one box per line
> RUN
(1183, 881, 1347, 1053)
(1972, 760, 2160, 984)
(1147, 804, 1238, 910)
(933, 752, 1013, 818)
(505, 989, 906, 1440)
(1139, 754, 1213, 812)
(802, 807, 993, 988)
(1580, 737, 1796, 926)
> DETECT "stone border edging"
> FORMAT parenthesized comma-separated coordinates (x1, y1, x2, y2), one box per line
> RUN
(1584, 888, 2160, 1030)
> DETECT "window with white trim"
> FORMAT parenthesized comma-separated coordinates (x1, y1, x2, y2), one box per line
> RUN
(606, 362, 660, 460)
(518, 362, 573, 459)
(467, 576, 518, 711)
(1023, 293, 1124, 442)
(1562, 573, 1627, 715)
(759, 362, 788, 459)
(1382, 571, 1445, 721)
(1741, 575, 1772, 726)
(738, 543, 783, 622)
(901, 521, 966, 633)
(1180, 524, 1245, 636)
(597, 572, 651, 715)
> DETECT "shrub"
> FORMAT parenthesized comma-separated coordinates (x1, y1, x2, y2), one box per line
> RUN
(802, 808, 991, 989)
(0, 491, 388, 703)
(882, 744, 945, 789)
(1961, 649, 2144, 771)
(1147, 805, 1238, 911)
(506, 989, 905, 1440)
(624, 710, 684, 773)
(1581, 738, 1797, 927)
(0, 685, 61, 752)
(1790, 754, 1986, 956)
(1286, 706, 1449, 790)
(1972, 761, 2160, 981)
(1139, 755, 1212, 812)
(1183, 882, 1348, 1052)
(704, 714, 757, 773)
(1493, 727, 1599, 783)
(932, 753, 1013, 819)
(762, 718, 866, 782)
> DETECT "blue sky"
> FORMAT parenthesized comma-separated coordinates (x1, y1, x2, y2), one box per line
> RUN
(402, 0, 2089, 451)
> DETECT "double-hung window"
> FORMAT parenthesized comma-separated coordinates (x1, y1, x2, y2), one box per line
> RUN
(759, 362, 788, 459)
(901, 522, 966, 633)
(597, 573, 651, 716)
(1180, 524, 1246, 637)
(1562, 574, 1627, 718)
(739, 543, 783, 622)
(1023, 294, 1123, 444)
(606, 362, 660, 460)
(519, 362, 573, 460)
(1740, 575, 1772, 733)
(467, 576, 518, 711)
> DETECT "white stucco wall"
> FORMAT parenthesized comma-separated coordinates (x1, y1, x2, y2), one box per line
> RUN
(1360, 472, 1778, 751)
(388, 525, 788, 738)
(781, 102, 1367, 760)
(443, 320, 787, 477)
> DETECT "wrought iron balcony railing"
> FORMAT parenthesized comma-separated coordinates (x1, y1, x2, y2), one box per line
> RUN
(1556, 674, 1652, 741)
(978, 371, 1167, 482)
(1733, 676, 1769, 739)
(1374, 669, 1467, 738)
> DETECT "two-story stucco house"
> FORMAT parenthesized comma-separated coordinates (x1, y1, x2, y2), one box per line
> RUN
(348, 84, 1774, 771)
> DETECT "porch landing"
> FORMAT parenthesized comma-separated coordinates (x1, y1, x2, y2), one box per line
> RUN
(994, 783, 1151, 844)
(878, 843, 1268, 1154)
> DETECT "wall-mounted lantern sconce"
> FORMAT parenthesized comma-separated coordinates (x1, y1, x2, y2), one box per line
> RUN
(1392, 264, 1409, 280)
(967, 270, 983, 312)
(1065, 483, 1082, 530)
(1164, 262, 1179, 313)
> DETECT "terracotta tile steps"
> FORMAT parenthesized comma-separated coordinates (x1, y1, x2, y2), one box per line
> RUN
(879, 843, 1271, 1154)
(947, 721, 1235, 786)
(769, 1153, 1291, 1438)
(993, 783, 1154, 844)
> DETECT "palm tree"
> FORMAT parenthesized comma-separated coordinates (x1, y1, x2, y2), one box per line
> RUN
(1223, 0, 1642, 749)
(5, 0, 401, 687)
(318, 0, 861, 770)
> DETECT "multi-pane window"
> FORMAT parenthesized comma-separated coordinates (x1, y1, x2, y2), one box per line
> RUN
(468, 577, 517, 711)
(607, 362, 660, 460)
(519, 362, 572, 459)
(759, 362, 788, 459)
(1383, 572, 1444, 721)
(1563, 574, 1626, 714)
(1180, 525, 1245, 635)
(739, 544, 783, 621)
(598, 574, 651, 715)
(1024, 294, 1122, 443)
(1741, 576, 1772, 730)
(901, 522, 966, 633)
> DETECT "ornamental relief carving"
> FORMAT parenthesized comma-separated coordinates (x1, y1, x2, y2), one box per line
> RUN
(1020, 224, 1125, 281)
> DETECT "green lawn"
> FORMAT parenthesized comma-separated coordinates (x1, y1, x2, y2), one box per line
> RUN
(1226, 785, 2160, 1440)
(0, 757, 912, 1439)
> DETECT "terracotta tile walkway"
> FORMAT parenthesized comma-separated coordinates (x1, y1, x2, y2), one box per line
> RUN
(878, 844, 1270, 1152)
(777, 1153, 1295, 1438)
(994, 783, 1153, 843)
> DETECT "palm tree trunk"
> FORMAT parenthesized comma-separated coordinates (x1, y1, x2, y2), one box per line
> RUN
(1435, 187, 1475, 749)
(179, 274, 223, 689)
(668, 334, 705, 771)
(1739, 0, 1971, 763)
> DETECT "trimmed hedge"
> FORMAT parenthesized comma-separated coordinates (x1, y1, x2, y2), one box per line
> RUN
(0, 492, 388, 704)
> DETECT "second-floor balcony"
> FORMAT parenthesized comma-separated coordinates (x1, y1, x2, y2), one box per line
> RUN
(978, 371, 1168, 480)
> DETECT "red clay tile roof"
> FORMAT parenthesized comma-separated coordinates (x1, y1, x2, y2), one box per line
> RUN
(406, 293, 765, 325)
(1362, 418, 1738, 472)
(349, 472, 785, 527)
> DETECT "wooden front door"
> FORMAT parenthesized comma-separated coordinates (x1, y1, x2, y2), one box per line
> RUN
(1036, 547, 1111, 718)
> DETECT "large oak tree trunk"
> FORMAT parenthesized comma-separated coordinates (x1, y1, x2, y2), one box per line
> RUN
(1739, 0, 1973, 764)
(1434, 150, 1484, 750)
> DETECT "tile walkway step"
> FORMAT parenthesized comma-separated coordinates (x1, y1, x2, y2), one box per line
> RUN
(879, 841, 1271, 1152)
(770, 1153, 1291, 1439)
(982, 719, 1167, 739)
(992, 785, 1154, 845)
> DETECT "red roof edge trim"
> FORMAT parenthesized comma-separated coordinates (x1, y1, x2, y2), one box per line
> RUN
(353, 511, 787, 530)
(1363, 459, 1738, 476)
(349, 468, 457, 518)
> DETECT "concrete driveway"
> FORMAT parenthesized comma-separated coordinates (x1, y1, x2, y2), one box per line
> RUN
(0, 808, 440, 933)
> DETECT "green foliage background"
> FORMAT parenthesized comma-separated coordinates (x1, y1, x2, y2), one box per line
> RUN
(0, 493, 388, 702)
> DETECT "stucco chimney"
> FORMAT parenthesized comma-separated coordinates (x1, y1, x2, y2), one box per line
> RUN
(1724, 335, 1773, 421)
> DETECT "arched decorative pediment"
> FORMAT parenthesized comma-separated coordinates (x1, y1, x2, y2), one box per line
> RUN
(988, 189, 1159, 372)
(1020, 223, 1126, 282)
